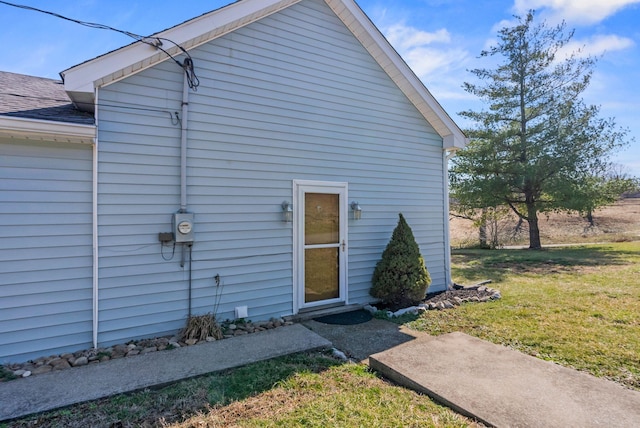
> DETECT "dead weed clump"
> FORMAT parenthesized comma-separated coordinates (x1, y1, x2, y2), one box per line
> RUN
(181, 313, 223, 342)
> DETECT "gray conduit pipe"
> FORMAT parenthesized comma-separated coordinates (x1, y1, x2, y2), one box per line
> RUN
(180, 62, 190, 212)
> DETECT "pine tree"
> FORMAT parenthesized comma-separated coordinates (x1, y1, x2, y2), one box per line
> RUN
(371, 213, 431, 309)
(451, 11, 630, 249)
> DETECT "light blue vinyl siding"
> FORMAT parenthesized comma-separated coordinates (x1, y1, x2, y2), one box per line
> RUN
(0, 139, 93, 363)
(95, 0, 446, 346)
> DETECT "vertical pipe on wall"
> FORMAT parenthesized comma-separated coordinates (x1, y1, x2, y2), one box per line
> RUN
(92, 89, 100, 349)
(180, 64, 190, 212)
(442, 149, 457, 289)
(180, 61, 193, 320)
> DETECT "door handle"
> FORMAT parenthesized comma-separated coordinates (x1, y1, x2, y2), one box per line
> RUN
(341, 240, 346, 252)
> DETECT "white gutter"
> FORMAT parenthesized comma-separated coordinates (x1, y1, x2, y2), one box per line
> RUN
(0, 115, 94, 144)
(92, 89, 100, 349)
(443, 149, 458, 289)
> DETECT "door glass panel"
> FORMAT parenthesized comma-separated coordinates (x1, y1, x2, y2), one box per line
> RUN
(305, 193, 339, 245)
(304, 247, 339, 303)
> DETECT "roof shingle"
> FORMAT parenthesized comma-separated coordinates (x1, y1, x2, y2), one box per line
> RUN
(0, 71, 94, 125)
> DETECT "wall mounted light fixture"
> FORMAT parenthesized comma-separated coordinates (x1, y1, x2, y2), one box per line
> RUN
(282, 201, 293, 222)
(350, 201, 362, 220)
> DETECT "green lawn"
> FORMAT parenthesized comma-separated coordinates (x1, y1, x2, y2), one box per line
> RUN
(404, 242, 640, 390)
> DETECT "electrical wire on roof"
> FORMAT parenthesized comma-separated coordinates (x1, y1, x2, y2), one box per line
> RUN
(0, 0, 199, 89)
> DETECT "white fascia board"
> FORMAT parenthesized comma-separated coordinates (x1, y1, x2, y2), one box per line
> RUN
(61, 0, 301, 98)
(0, 116, 95, 144)
(325, 0, 468, 150)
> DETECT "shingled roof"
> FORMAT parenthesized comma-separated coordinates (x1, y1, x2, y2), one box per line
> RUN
(0, 71, 94, 125)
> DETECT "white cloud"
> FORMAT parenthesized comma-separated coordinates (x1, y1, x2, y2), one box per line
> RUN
(558, 34, 634, 59)
(385, 25, 451, 51)
(366, 7, 474, 107)
(401, 46, 466, 77)
(379, 22, 470, 98)
(513, 0, 640, 24)
(490, 18, 519, 33)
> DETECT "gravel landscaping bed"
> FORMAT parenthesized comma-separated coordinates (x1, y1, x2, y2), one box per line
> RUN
(2, 318, 292, 381)
(365, 282, 501, 318)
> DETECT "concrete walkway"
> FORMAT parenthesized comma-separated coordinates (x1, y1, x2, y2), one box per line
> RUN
(370, 331, 640, 428)
(0, 324, 331, 422)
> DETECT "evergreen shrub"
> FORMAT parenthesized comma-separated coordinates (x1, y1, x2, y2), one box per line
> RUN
(370, 213, 431, 309)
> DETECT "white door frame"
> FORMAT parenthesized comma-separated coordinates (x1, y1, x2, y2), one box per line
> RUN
(292, 180, 348, 313)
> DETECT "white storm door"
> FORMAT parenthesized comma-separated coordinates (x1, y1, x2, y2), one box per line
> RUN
(294, 181, 347, 311)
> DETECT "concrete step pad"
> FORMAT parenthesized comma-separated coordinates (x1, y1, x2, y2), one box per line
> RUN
(369, 332, 640, 428)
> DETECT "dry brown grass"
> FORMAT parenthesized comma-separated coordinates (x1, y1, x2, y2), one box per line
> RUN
(169, 364, 481, 428)
(173, 389, 307, 427)
(450, 197, 640, 248)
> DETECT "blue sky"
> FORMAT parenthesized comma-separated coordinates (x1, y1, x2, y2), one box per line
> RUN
(1, 0, 638, 176)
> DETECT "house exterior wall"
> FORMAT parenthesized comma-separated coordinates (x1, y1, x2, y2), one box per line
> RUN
(94, 0, 446, 346)
(0, 138, 93, 363)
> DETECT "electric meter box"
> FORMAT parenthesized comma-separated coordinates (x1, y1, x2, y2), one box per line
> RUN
(173, 212, 194, 243)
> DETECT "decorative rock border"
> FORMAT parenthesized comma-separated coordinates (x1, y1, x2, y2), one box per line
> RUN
(363, 284, 501, 318)
(2, 318, 292, 381)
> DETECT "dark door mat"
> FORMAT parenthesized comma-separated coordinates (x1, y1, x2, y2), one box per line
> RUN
(313, 310, 373, 325)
